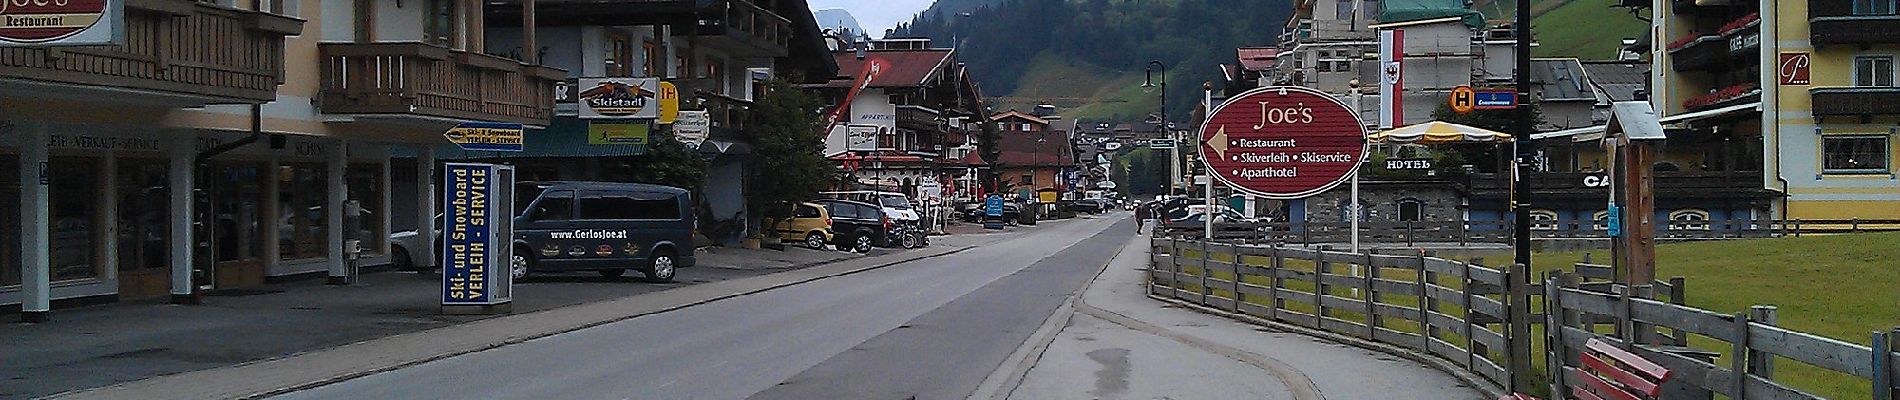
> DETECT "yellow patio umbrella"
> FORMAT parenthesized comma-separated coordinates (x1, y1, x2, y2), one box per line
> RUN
(1367, 121, 1514, 144)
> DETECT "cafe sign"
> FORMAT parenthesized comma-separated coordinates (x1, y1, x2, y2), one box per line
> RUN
(1199, 86, 1368, 199)
(0, 0, 122, 47)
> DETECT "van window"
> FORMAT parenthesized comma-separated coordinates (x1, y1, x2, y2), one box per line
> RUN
(795, 205, 821, 218)
(515, 183, 549, 216)
(580, 190, 681, 220)
(857, 204, 881, 219)
(526, 190, 574, 220)
(825, 202, 856, 219)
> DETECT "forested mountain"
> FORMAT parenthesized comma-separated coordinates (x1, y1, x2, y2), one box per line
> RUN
(892, 0, 1294, 121)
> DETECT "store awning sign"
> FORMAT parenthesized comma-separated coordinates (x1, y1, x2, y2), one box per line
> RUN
(577, 77, 659, 119)
(444, 122, 524, 152)
(0, 0, 123, 47)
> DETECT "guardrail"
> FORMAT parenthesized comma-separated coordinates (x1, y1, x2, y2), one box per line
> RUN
(1147, 237, 1537, 395)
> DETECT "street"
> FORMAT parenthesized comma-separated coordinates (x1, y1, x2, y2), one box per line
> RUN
(263, 214, 1477, 400)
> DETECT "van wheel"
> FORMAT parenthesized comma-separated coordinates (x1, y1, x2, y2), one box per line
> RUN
(511, 247, 534, 281)
(390, 246, 414, 271)
(598, 268, 627, 278)
(642, 249, 677, 283)
(853, 233, 874, 253)
(805, 232, 828, 250)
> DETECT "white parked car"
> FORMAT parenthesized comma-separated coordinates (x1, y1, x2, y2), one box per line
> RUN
(386, 214, 442, 271)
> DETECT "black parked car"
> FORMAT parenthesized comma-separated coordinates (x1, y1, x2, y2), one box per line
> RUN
(814, 199, 892, 253)
(1071, 199, 1107, 214)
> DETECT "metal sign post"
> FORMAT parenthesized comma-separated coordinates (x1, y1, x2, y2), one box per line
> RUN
(441, 163, 515, 315)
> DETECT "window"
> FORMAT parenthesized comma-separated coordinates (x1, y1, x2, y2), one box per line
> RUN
(1530, 209, 1558, 231)
(1336, 0, 1353, 19)
(424, 0, 459, 47)
(825, 203, 858, 219)
(1021, 123, 1034, 131)
(47, 157, 102, 281)
(527, 190, 575, 221)
(1854, 0, 1897, 15)
(997, 122, 1009, 131)
(279, 163, 328, 260)
(348, 164, 385, 253)
(1336, 61, 1352, 71)
(1397, 199, 1423, 222)
(1855, 56, 1894, 87)
(1668, 209, 1711, 231)
(608, 33, 635, 77)
(1317, 61, 1333, 72)
(117, 160, 169, 275)
(643, 41, 661, 77)
(794, 205, 821, 218)
(580, 191, 680, 220)
(214, 163, 264, 263)
(1822, 135, 1890, 174)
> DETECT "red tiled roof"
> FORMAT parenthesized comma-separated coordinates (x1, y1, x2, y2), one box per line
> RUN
(990, 110, 1048, 125)
(1238, 47, 1278, 71)
(820, 50, 954, 89)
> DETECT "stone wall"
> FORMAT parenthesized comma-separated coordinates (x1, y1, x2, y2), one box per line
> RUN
(1302, 181, 1466, 223)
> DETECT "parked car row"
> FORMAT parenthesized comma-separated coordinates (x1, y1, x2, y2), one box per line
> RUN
(765, 191, 930, 253)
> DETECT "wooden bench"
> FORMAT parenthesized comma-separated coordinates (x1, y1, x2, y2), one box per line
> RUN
(1504, 338, 1673, 400)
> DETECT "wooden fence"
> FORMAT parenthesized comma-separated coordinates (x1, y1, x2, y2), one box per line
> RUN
(1157, 218, 1900, 244)
(1545, 269, 1900, 400)
(1150, 237, 1900, 399)
(1147, 237, 1538, 395)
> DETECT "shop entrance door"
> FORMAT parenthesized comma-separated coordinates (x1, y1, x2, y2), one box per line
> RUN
(194, 163, 266, 290)
(116, 159, 171, 298)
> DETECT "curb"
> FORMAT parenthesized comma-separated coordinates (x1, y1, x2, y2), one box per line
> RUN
(1146, 294, 1505, 399)
(51, 245, 976, 400)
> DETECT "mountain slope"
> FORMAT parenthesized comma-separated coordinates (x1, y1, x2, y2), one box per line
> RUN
(814, 9, 867, 38)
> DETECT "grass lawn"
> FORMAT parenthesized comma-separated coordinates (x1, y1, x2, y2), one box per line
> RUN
(1165, 232, 1900, 399)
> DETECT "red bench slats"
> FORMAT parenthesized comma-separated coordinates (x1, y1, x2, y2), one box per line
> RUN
(1580, 352, 1665, 397)
(1572, 368, 1645, 400)
(1586, 339, 1672, 381)
(1571, 385, 1610, 400)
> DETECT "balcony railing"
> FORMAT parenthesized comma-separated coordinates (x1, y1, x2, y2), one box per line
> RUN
(1468, 171, 1766, 197)
(1811, 87, 1900, 116)
(693, 0, 792, 56)
(0, 0, 303, 104)
(1667, 33, 1725, 72)
(1810, 0, 1900, 46)
(896, 105, 942, 131)
(319, 43, 565, 126)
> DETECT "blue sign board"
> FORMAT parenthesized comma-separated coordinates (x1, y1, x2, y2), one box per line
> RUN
(444, 122, 526, 152)
(1474, 90, 1517, 110)
(442, 163, 513, 307)
(985, 195, 1005, 217)
(1606, 204, 1623, 238)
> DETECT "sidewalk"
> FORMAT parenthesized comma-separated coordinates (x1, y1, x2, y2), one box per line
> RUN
(996, 234, 1482, 400)
(0, 245, 860, 399)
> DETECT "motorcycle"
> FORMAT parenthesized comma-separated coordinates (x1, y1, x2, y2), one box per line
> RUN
(892, 222, 928, 249)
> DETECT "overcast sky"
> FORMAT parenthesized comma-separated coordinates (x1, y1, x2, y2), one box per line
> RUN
(808, 0, 934, 38)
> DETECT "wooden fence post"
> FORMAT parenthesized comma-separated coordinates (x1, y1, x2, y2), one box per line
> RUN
(1731, 311, 1751, 399)
(1463, 259, 1481, 369)
(1231, 242, 1244, 313)
(1543, 271, 1570, 398)
(1507, 262, 1533, 394)
(1416, 251, 1432, 353)
(1364, 253, 1379, 339)
(1874, 328, 1897, 400)
(1316, 251, 1330, 321)
(1269, 246, 1282, 321)
(1748, 305, 1778, 379)
(1669, 277, 1689, 346)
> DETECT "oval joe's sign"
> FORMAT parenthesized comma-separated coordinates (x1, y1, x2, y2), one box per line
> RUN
(0, 0, 108, 44)
(1198, 86, 1368, 199)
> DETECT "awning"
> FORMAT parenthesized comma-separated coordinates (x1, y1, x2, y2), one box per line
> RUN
(1368, 121, 1513, 144)
(1526, 101, 1762, 142)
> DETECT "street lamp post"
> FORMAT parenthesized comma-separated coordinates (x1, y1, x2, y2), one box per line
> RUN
(1142, 60, 1176, 194)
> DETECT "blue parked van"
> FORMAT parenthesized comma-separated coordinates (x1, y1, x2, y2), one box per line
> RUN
(512, 182, 697, 282)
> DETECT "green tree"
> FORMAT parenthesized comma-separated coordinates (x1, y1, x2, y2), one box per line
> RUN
(618, 133, 707, 190)
(746, 79, 834, 222)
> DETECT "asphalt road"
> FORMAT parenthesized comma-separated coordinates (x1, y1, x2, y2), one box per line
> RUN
(276, 215, 1130, 400)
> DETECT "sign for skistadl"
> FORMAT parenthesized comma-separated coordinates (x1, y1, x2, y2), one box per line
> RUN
(1, 0, 123, 47)
(441, 163, 514, 310)
(1199, 86, 1369, 199)
(577, 78, 659, 119)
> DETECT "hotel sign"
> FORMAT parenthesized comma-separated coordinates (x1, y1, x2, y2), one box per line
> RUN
(0, 0, 123, 47)
(1199, 86, 1369, 199)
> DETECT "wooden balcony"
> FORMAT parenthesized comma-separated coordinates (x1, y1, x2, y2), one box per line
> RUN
(319, 43, 566, 126)
(1809, 0, 1900, 46)
(0, 0, 303, 105)
(690, 0, 793, 57)
(1666, 35, 1725, 72)
(896, 105, 942, 132)
(1811, 87, 1900, 116)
